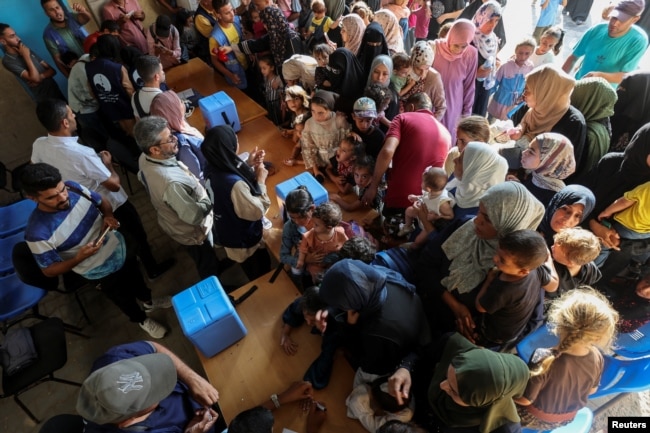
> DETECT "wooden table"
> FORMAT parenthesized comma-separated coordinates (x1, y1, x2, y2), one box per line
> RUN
(166, 58, 378, 260)
(198, 270, 367, 433)
(165, 58, 268, 128)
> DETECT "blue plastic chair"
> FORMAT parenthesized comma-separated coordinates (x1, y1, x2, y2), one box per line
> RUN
(0, 272, 47, 332)
(521, 407, 593, 433)
(0, 231, 26, 275)
(613, 322, 650, 359)
(590, 354, 650, 399)
(516, 323, 559, 363)
(0, 199, 36, 238)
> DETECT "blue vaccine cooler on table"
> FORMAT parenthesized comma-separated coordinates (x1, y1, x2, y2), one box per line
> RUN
(275, 172, 329, 221)
(172, 276, 247, 357)
(199, 91, 241, 132)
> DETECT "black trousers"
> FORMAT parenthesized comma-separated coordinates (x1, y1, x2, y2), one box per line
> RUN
(114, 200, 158, 273)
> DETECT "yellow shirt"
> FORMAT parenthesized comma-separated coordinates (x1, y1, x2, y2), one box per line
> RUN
(195, 9, 218, 38)
(209, 23, 248, 69)
(309, 16, 333, 33)
(614, 181, 650, 233)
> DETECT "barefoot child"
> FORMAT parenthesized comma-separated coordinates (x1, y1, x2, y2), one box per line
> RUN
(259, 55, 283, 125)
(331, 155, 383, 213)
(280, 186, 316, 289)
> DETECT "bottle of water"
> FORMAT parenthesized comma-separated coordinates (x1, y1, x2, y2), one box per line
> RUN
(477, 56, 494, 82)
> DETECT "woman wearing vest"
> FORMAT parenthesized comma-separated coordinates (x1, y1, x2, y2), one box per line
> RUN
(201, 126, 272, 281)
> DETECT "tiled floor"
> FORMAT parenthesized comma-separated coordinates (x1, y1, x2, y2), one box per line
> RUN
(1, 0, 649, 431)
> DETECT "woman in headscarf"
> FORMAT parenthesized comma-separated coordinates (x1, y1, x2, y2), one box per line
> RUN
(373, 9, 405, 54)
(610, 71, 650, 152)
(282, 54, 318, 93)
(340, 14, 366, 56)
(201, 125, 272, 281)
(357, 22, 389, 77)
(450, 141, 508, 220)
(470, 0, 501, 117)
(583, 123, 650, 282)
(459, 0, 506, 50)
(388, 333, 529, 433)
(415, 182, 545, 334)
(402, 41, 446, 120)
(518, 132, 576, 207)
(326, 48, 366, 113)
(569, 76, 617, 181)
(365, 54, 400, 128)
(538, 184, 596, 246)
(508, 65, 586, 169)
(150, 91, 207, 183)
(317, 259, 431, 377)
(234, 6, 302, 76)
(432, 19, 478, 144)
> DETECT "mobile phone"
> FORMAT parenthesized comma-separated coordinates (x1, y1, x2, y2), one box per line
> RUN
(600, 219, 612, 229)
(94, 226, 112, 247)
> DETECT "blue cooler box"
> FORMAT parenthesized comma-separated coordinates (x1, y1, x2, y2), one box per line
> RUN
(275, 172, 329, 219)
(198, 91, 241, 132)
(172, 276, 247, 357)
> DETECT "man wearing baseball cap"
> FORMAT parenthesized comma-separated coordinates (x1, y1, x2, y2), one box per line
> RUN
(562, 0, 648, 87)
(77, 341, 220, 433)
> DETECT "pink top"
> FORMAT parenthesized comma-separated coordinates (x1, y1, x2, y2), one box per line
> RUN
(102, 0, 148, 54)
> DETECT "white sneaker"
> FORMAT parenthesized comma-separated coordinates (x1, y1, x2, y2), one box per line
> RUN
(139, 318, 167, 339)
(142, 296, 172, 313)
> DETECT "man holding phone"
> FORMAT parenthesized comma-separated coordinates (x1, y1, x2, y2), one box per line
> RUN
(22, 163, 170, 339)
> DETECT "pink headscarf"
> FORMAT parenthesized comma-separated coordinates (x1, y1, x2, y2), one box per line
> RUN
(150, 91, 203, 137)
(433, 19, 476, 62)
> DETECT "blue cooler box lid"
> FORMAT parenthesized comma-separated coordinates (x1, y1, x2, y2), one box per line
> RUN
(172, 276, 234, 336)
(275, 172, 328, 204)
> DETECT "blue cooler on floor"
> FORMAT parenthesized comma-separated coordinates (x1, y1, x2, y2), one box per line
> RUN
(199, 91, 241, 132)
(172, 276, 247, 357)
(275, 172, 329, 220)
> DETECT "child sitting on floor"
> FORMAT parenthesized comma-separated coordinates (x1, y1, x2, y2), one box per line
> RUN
(474, 230, 559, 349)
(280, 186, 315, 290)
(397, 167, 455, 244)
(325, 133, 365, 194)
(515, 288, 618, 431)
(297, 201, 348, 283)
(330, 155, 383, 213)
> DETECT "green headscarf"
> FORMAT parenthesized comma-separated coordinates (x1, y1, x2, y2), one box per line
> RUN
(429, 333, 530, 433)
(570, 77, 618, 178)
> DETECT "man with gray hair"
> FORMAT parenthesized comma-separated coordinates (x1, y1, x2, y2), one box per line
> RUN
(135, 116, 226, 281)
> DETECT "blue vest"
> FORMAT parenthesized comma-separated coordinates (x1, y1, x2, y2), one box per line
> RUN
(210, 16, 247, 89)
(194, 5, 218, 61)
(206, 170, 263, 249)
(85, 58, 132, 121)
(43, 11, 88, 56)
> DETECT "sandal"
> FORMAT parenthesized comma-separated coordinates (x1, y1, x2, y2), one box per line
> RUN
(283, 158, 296, 167)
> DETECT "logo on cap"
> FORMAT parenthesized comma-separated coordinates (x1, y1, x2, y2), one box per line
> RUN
(117, 372, 144, 393)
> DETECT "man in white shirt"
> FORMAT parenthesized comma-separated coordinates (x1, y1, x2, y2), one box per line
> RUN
(31, 98, 175, 280)
(131, 55, 165, 118)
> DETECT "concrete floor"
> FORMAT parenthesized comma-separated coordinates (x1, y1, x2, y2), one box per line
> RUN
(1, 0, 649, 431)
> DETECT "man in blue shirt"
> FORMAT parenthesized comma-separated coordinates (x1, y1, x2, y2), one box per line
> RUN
(76, 341, 221, 433)
(22, 163, 170, 338)
(562, 0, 648, 87)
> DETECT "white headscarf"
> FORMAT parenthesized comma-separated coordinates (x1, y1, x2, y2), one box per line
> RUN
(455, 142, 508, 209)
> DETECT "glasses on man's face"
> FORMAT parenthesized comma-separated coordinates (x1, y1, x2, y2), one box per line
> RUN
(155, 134, 177, 147)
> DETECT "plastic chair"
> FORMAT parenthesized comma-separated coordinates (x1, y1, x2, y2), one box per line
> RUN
(521, 407, 593, 433)
(0, 272, 48, 333)
(0, 318, 82, 423)
(590, 354, 650, 399)
(0, 199, 37, 238)
(12, 241, 92, 324)
(516, 323, 559, 363)
(613, 321, 650, 359)
(0, 231, 25, 275)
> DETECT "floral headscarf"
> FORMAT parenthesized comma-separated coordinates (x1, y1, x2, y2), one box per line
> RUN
(373, 9, 404, 54)
(259, 7, 299, 73)
(341, 14, 366, 56)
(530, 132, 576, 193)
(411, 40, 434, 67)
(472, 1, 501, 90)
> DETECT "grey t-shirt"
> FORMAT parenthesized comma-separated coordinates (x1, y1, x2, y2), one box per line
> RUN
(2, 49, 64, 102)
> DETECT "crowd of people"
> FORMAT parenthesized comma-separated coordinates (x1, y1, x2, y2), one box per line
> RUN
(2, 0, 650, 432)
